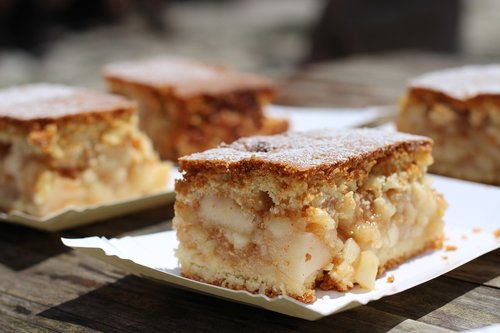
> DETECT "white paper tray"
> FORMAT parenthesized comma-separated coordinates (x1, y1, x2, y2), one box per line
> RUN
(62, 175, 500, 320)
(0, 180, 176, 232)
(0, 105, 389, 231)
(0, 192, 175, 232)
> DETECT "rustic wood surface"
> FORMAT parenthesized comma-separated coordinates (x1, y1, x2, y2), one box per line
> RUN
(1, 52, 500, 332)
(276, 52, 500, 108)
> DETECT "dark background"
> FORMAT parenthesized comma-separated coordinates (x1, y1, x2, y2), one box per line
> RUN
(0, 0, 499, 90)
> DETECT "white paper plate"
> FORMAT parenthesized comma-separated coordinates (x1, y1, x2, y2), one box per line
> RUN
(62, 175, 500, 320)
(0, 173, 177, 232)
(0, 105, 389, 231)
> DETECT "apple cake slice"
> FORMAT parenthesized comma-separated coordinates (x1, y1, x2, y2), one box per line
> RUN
(173, 129, 446, 303)
(103, 57, 288, 160)
(397, 65, 500, 185)
(0, 84, 171, 217)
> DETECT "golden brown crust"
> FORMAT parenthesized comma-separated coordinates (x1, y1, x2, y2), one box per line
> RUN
(105, 76, 275, 106)
(103, 57, 276, 98)
(408, 87, 500, 113)
(181, 272, 317, 304)
(0, 84, 136, 131)
(178, 129, 432, 180)
(0, 108, 135, 135)
(409, 65, 500, 101)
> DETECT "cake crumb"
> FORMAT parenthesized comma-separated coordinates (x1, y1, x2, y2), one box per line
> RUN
(305, 253, 312, 262)
(386, 275, 395, 283)
(442, 255, 448, 260)
(445, 245, 457, 251)
(472, 227, 482, 233)
(494, 229, 500, 238)
(461, 235, 468, 240)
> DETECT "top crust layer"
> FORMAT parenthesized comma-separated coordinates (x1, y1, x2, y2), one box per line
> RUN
(0, 83, 135, 122)
(103, 57, 275, 98)
(179, 129, 432, 174)
(409, 65, 500, 101)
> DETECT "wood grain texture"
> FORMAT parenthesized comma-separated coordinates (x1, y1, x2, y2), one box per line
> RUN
(275, 52, 499, 108)
(446, 248, 500, 288)
(421, 285, 500, 331)
(387, 320, 453, 333)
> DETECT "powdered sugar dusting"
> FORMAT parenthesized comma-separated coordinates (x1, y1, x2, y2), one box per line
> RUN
(105, 57, 221, 82)
(410, 65, 500, 100)
(104, 57, 274, 97)
(0, 84, 133, 120)
(181, 129, 431, 170)
(0, 84, 76, 109)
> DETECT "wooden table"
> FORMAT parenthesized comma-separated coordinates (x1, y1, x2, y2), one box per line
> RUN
(1, 52, 499, 332)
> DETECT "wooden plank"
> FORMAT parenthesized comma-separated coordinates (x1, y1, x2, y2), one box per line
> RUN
(275, 52, 499, 107)
(0, 252, 479, 332)
(277, 77, 398, 108)
(420, 285, 500, 331)
(329, 306, 448, 333)
(368, 276, 500, 331)
(0, 293, 98, 333)
(35, 275, 449, 333)
(0, 250, 122, 306)
(0, 312, 58, 333)
(387, 319, 453, 333)
(445, 249, 500, 289)
(0, 223, 70, 271)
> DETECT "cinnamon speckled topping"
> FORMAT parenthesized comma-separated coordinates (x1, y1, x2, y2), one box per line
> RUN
(0, 83, 134, 121)
(103, 57, 275, 97)
(180, 129, 431, 171)
(410, 65, 500, 100)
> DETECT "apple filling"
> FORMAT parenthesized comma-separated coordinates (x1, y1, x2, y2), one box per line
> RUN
(174, 159, 445, 302)
(174, 128, 447, 303)
(0, 113, 170, 216)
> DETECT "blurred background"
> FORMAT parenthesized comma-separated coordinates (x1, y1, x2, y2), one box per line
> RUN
(0, 0, 499, 107)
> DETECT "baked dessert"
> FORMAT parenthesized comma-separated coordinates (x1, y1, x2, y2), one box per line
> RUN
(174, 129, 446, 303)
(0, 84, 171, 217)
(397, 65, 500, 185)
(103, 57, 288, 160)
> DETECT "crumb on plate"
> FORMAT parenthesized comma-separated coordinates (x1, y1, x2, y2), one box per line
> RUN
(445, 245, 458, 252)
